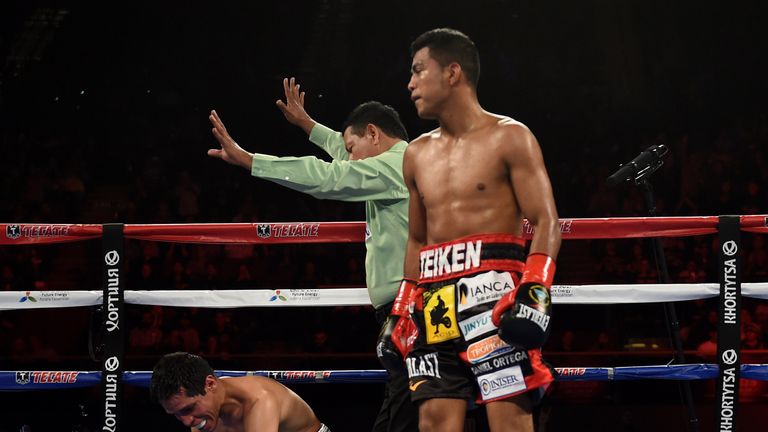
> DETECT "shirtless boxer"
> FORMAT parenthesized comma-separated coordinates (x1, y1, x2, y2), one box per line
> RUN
(150, 352, 330, 432)
(392, 28, 561, 431)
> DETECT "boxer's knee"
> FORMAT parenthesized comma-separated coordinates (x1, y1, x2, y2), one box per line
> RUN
(418, 398, 465, 432)
(486, 396, 533, 432)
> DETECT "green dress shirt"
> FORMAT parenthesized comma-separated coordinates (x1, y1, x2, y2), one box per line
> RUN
(250, 123, 408, 309)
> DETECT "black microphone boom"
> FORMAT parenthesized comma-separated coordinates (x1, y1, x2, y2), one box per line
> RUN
(606, 144, 669, 186)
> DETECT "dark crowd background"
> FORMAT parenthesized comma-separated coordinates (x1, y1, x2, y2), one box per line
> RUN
(1, 0, 767, 431)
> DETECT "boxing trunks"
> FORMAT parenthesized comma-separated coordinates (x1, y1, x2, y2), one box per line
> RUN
(406, 234, 555, 404)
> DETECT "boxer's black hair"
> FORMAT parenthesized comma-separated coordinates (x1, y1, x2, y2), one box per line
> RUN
(411, 28, 480, 89)
(150, 352, 214, 403)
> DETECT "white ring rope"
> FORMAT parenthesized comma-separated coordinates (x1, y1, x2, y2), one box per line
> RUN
(3, 282, 767, 310)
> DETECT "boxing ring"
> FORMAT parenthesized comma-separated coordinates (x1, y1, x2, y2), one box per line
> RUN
(1, 215, 767, 431)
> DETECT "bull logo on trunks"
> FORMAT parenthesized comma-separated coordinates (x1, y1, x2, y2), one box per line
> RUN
(256, 223, 271, 238)
(430, 295, 452, 335)
(424, 285, 460, 344)
(15, 371, 31, 385)
(6, 224, 21, 239)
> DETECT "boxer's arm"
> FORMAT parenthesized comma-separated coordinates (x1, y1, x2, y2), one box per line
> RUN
(250, 149, 407, 201)
(503, 123, 561, 258)
(402, 143, 426, 280)
(492, 124, 559, 347)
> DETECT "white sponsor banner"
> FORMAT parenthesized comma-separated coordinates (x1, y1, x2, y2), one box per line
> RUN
(3, 284, 768, 310)
(550, 283, 722, 304)
(125, 288, 371, 307)
(0, 291, 101, 310)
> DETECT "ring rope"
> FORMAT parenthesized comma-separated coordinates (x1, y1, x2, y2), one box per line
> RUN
(3, 283, 768, 310)
(5, 364, 767, 391)
(2, 215, 766, 246)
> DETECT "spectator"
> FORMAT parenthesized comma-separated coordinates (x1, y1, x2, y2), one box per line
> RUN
(165, 315, 202, 354)
(743, 323, 765, 350)
(205, 311, 239, 359)
(677, 260, 707, 283)
(129, 310, 164, 354)
(595, 240, 628, 282)
(696, 328, 718, 359)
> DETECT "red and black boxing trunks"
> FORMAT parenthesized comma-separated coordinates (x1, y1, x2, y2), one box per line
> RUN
(406, 233, 555, 404)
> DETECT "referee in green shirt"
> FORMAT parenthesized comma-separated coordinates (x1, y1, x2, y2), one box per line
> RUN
(207, 77, 417, 432)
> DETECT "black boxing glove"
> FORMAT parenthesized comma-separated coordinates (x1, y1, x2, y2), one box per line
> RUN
(492, 253, 555, 349)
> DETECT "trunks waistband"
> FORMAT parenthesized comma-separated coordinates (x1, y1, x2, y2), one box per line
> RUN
(418, 233, 526, 283)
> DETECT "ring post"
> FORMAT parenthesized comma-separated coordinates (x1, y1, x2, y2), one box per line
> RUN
(716, 216, 741, 432)
(101, 223, 125, 432)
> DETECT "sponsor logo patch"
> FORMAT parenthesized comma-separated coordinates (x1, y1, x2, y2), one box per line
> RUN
(268, 289, 321, 302)
(477, 366, 526, 401)
(523, 219, 573, 235)
(515, 303, 551, 332)
(527, 284, 550, 306)
(15, 371, 31, 385)
(256, 223, 321, 239)
(272, 223, 320, 238)
(424, 285, 459, 344)
(470, 351, 530, 375)
(550, 285, 573, 299)
(722, 349, 738, 365)
(466, 335, 513, 364)
(457, 271, 515, 313)
(267, 371, 331, 381)
(18, 291, 37, 303)
(722, 240, 738, 257)
(6, 225, 21, 239)
(22, 371, 81, 384)
(555, 367, 587, 376)
(18, 291, 72, 304)
(419, 240, 482, 279)
(459, 310, 496, 340)
(409, 379, 428, 391)
(406, 352, 441, 379)
(269, 290, 288, 302)
(4, 224, 70, 240)
(256, 224, 271, 238)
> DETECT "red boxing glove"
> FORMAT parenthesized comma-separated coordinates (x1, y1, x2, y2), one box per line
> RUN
(377, 279, 419, 371)
(492, 253, 555, 349)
